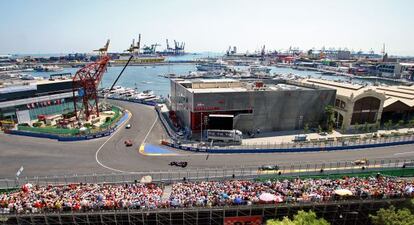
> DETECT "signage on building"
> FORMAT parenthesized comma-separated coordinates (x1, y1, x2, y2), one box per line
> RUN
(16, 110, 31, 125)
(194, 106, 221, 111)
(223, 216, 262, 225)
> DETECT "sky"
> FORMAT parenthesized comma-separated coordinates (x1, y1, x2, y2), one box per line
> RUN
(0, 0, 413, 56)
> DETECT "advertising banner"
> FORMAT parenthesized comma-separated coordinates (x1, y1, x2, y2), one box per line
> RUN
(224, 216, 262, 225)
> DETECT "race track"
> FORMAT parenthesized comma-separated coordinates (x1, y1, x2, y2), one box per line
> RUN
(1, 100, 414, 178)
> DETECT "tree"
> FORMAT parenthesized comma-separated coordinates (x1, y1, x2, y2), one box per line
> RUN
(324, 106, 335, 133)
(304, 123, 309, 134)
(409, 119, 414, 129)
(363, 122, 369, 133)
(397, 120, 405, 128)
(384, 120, 393, 130)
(267, 210, 330, 225)
(370, 206, 414, 225)
(317, 125, 323, 134)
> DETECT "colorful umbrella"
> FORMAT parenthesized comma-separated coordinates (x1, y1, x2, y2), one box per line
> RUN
(259, 193, 276, 202)
(334, 189, 353, 196)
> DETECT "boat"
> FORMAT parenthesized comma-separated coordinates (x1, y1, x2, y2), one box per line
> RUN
(136, 90, 156, 100)
(321, 71, 335, 75)
(196, 61, 227, 72)
(112, 54, 165, 65)
(248, 65, 271, 74)
(34, 65, 63, 72)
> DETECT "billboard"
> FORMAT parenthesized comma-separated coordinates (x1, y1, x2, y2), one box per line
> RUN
(208, 114, 233, 130)
(224, 216, 262, 225)
(16, 110, 31, 125)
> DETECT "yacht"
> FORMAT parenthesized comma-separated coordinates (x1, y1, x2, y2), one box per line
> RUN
(196, 61, 227, 72)
(34, 65, 63, 72)
(248, 65, 271, 74)
(136, 90, 156, 100)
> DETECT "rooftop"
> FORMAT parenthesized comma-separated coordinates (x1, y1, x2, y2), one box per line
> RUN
(300, 78, 414, 108)
(174, 78, 313, 94)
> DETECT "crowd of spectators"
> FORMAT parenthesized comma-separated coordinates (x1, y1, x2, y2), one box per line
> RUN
(0, 183, 162, 214)
(1, 176, 413, 214)
(166, 176, 414, 208)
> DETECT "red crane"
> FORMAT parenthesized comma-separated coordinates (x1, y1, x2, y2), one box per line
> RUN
(72, 40, 110, 121)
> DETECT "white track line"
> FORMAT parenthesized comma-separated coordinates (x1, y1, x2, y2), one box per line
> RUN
(142, 116, 158, 144)
(95, 111, 132, 173)
(394, 151, 414, 156)
(95, 110, 159, 173)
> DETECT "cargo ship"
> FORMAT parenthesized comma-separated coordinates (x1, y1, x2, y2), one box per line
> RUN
(112, 54, 165, 65)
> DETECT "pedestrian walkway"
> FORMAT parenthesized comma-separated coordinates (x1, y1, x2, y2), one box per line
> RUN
(242, 128, 414, 145)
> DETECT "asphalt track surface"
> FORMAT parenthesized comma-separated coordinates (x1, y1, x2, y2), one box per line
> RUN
(1, 100, 414, 178)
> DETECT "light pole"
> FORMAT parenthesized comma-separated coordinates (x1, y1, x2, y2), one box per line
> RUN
(200, 112, 203, 143)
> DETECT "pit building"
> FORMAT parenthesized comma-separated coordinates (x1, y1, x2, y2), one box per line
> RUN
(0, 73, 78, 124)
(170, 79, 336, 134)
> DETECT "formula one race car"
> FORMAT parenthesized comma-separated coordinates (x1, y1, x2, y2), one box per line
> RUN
(169, 161, 188, 168)
(124, 139, 133, 147)
(258, 165, 280, 171)
(353, 158, 369, 166)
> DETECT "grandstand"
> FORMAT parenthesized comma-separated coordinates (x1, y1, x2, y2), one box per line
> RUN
(1, 174, 413, 225)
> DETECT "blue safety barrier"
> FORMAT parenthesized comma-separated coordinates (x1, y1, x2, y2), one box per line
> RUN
(163, 138, 414, 154)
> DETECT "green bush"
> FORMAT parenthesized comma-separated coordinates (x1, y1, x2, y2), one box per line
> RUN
(267, 210, 330, 225)
(32, 122, 42, 127)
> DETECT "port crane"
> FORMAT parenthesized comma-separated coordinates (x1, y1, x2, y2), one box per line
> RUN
(93, 39, 110, 56)
(125, 34, 141, 54)
(72, 40, 111, 121)
(173, 40, 185, 54)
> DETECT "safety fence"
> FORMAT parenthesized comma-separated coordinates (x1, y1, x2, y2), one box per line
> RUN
(1, 158, 413, 190)
(0, 197, 407, 225)
(161, 134, 414, 153)
(106, 96, 159, 106)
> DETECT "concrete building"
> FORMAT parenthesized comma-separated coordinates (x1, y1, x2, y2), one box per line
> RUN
(170, 79, 336, 134)
(377, 63, 403, 78)
(300, 78, 414, 130)
(0, 74, 78, 124)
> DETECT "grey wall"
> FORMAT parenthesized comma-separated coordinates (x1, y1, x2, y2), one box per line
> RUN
(170, 80, 336, 133)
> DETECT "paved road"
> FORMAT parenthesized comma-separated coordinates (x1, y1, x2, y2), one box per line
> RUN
(1, 100, 414, 179)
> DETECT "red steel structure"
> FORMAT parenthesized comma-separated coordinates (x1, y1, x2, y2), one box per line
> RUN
(72, 40, 110, 121)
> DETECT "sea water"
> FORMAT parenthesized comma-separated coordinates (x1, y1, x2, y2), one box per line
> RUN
(28, 54, 403, 97)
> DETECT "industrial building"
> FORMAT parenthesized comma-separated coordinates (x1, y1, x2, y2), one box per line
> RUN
(0, 74, 78, 124)
(170, 79, 336, 134)
(299, 78, 414, 129)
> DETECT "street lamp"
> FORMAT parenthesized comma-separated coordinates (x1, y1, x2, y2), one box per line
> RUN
(200, 112, 203, 143)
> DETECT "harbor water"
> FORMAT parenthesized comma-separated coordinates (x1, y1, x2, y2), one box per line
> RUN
(28, 55, 405, 97)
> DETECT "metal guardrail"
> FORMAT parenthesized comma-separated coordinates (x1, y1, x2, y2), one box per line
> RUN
(1, 158, 413, 189)
(164, 134, 414, 153)
(1, 198, 406, 225)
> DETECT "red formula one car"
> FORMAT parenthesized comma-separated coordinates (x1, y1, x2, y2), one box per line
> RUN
(124, 139, 133, 147)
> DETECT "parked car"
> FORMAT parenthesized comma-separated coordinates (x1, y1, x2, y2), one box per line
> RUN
(258, 165, 279, 171)
(124, 139, 133, 147)
(125, 124, 131, 129)
(169, 161, 188, 168)
(353, 159, 369, 166)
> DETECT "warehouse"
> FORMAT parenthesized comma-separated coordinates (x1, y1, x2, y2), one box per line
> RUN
(299, 78, 414, 130)
(170, 79, 336, 135)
